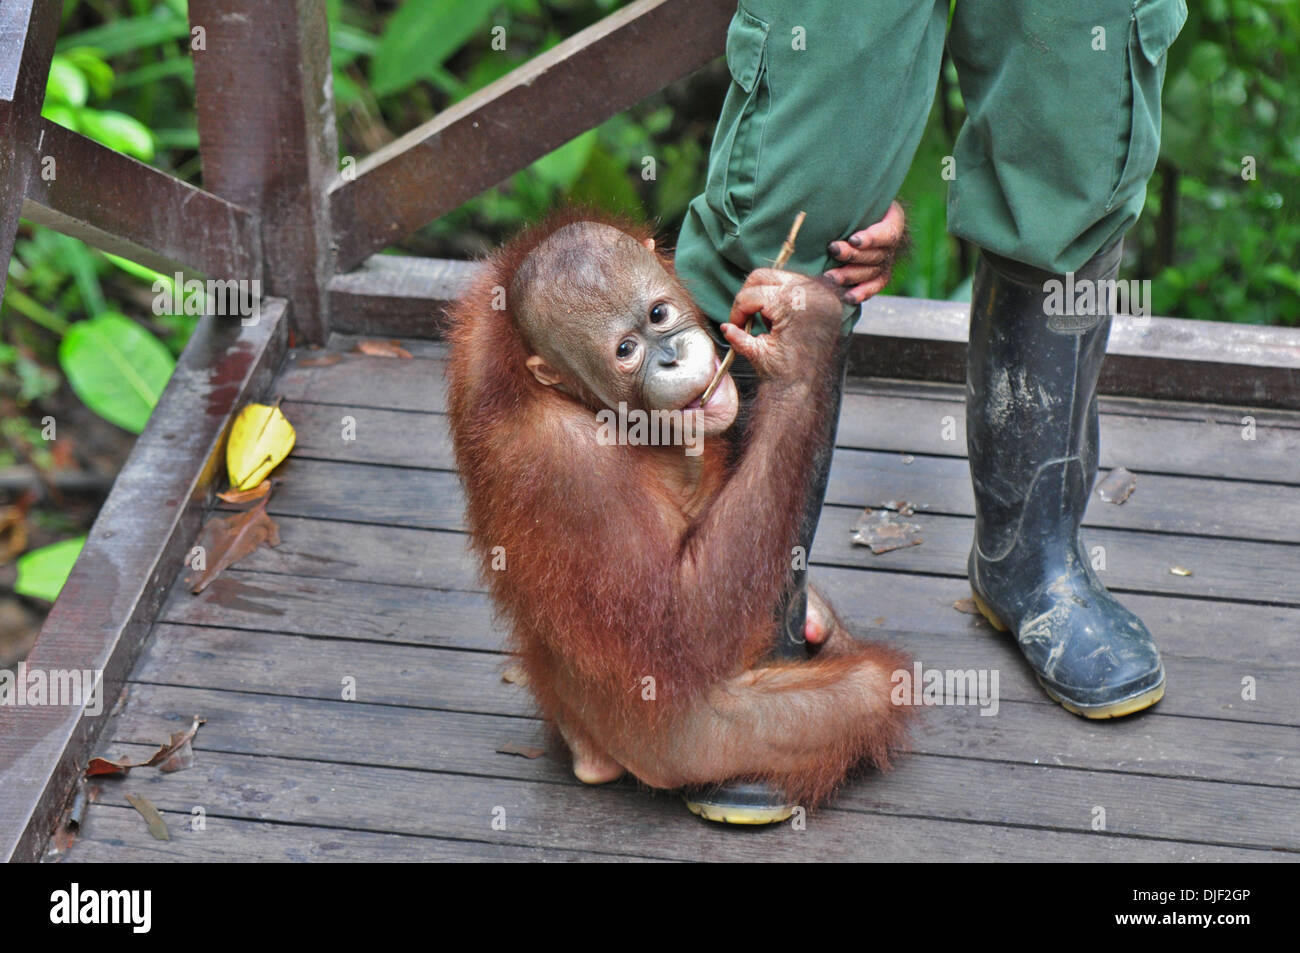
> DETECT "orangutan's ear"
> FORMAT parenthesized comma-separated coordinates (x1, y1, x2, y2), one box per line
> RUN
(525, 354, 565, 387)
(642, 238, 655, 251)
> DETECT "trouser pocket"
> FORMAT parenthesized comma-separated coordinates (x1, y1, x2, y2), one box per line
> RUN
(703, 5, 771, 233)
(1106, 0, 1187, 211)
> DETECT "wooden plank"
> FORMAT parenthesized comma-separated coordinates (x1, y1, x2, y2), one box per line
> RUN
(158, 570, 502, 652)
(0, 301, 289, 863)
(106, 682, 1300, 790)
(277, 349, 448, 412)
(242, 449, 1300, 550)
(329, 0, 734, 271)
(135, 624, 529, 717)
(328, 255, 478, 337)
(835, 390, 1300, 484)
(77, 747, 1285, 862)
(135, 602, 1298, 729)
(89, 687, 1296, 858)
(281, 400, 452, 470)
(59, 803, 641, 863)
(22, 120, 261, 279)
(854, 295, 1300, 411)
(0, 0, 59, 307)
(190, 0, 336, 343)
(812, 506, 1300, 610)
(824, 448, 1300, 546)
(217, 513, 1300, 668)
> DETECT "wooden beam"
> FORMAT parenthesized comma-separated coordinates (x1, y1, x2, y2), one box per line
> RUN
(328, 254, 479, 337)
(0, 0, 59, 308)
(322, 257, 1300, 411)
(852, 295, 1300, 411)
(329, 0, 734, 272)
(0, 300, 289, 864)
(190, 0, 337, 343)
(22, 119, 260, 279)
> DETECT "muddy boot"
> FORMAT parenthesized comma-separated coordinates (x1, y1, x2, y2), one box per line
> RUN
(685, 336, 852, 823)
(966, 241, 1165, 719)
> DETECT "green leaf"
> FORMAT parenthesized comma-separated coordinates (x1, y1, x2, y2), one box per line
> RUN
(530, 130, 597, 190)
(59, 312, 175, 434)
(15, 537, 86, 603)
(62, 47, 115, 99)
(371, 0, 498, 97)
(76, 110, 155, 160)
(45, 55, 88, 106)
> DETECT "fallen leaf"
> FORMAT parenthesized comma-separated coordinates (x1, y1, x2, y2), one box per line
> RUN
(296, 352, 343, 367)
(217, 479, 271, 503)
(125, 794, 170, 841)
(227, 401, 296, 490)
(142, 715, 205, 773)
(851, 508, 923, 554)
(84, 716, 205, 777)
(497, 742, 545, 759)
(354, 339, 413, 359)
(187, 496, 281, 593)
(1170, 566, 1193, 577)
(86, 755, 136, 778)
(1097, 466, 1137, 504)
(953, 597, 981, 616)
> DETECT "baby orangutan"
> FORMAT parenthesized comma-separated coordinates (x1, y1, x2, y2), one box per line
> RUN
(446, 210, 911, 813)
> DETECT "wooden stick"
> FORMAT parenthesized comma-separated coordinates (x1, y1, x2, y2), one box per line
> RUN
(697, 211, 806, 405)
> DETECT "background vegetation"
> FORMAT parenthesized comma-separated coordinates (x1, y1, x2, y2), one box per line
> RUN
(1, 0, 1296, 655)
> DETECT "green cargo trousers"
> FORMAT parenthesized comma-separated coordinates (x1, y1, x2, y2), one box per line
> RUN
(675, 0, 1189, 329)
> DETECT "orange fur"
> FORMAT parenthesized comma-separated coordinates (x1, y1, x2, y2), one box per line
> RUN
(445, 208, 913, 808)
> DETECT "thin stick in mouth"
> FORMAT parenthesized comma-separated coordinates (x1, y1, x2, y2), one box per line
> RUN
(697, 210, 806, 406)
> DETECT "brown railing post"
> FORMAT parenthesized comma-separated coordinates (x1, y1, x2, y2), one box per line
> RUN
(0, 0, 60, 309)
(189, 0, 337, 343)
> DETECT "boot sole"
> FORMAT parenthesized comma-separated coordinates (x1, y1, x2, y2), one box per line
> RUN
(970, 590, 1166, 719)
(684, 798, 795, 825)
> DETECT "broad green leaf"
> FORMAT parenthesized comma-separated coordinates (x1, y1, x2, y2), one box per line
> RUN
(62, 47, 115, 99)
(76, 110, 155, 160)
(530, 130, 597, 190)
(371, 0, 498, 97)
(15, 537, 86, 603)
(59, 312, 175, 434)
(45, 55, 88, 107)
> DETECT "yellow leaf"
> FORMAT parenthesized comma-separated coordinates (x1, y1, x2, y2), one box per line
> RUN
(227, 403, 295, 490)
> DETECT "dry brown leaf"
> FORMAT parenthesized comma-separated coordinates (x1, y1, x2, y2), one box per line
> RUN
(953, 597, 981, 616)
(851, 508, 923, 554)
(354, 339, 413, 359)
(1097, 466, 1137, 504)
(497, 742, 546, 759)
(84, 716, 205, 777)
(142, 715, 205, 773)
(297, 352, 343, 368)
(86, 755, 136, 778)
(217, 479, 271, 503)
(125, 794, 170, 841)
(502, 663, 529, 686)
(187, 496, 281, 593)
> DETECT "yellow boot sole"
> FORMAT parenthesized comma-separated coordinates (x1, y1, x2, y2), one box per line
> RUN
(684, 798, 795, 825)
(970, 590, 1166, 719)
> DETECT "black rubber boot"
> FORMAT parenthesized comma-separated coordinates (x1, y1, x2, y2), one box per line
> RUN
(683, 331, 851, 823)
(966, 241, 1165, 719)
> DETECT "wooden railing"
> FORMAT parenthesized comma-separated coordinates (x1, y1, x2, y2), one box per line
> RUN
(1, 0, 734, 342)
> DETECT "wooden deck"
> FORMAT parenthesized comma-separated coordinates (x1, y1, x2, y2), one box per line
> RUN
(52, 332, 1300, 862)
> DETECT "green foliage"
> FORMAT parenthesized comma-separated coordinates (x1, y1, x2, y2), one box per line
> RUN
(15, 537, 87, 603)
(59, 312, 175, 434)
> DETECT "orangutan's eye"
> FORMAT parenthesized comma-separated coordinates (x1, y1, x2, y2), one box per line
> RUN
(649, 302, 671, 325)
(617, 339, 637, 360)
